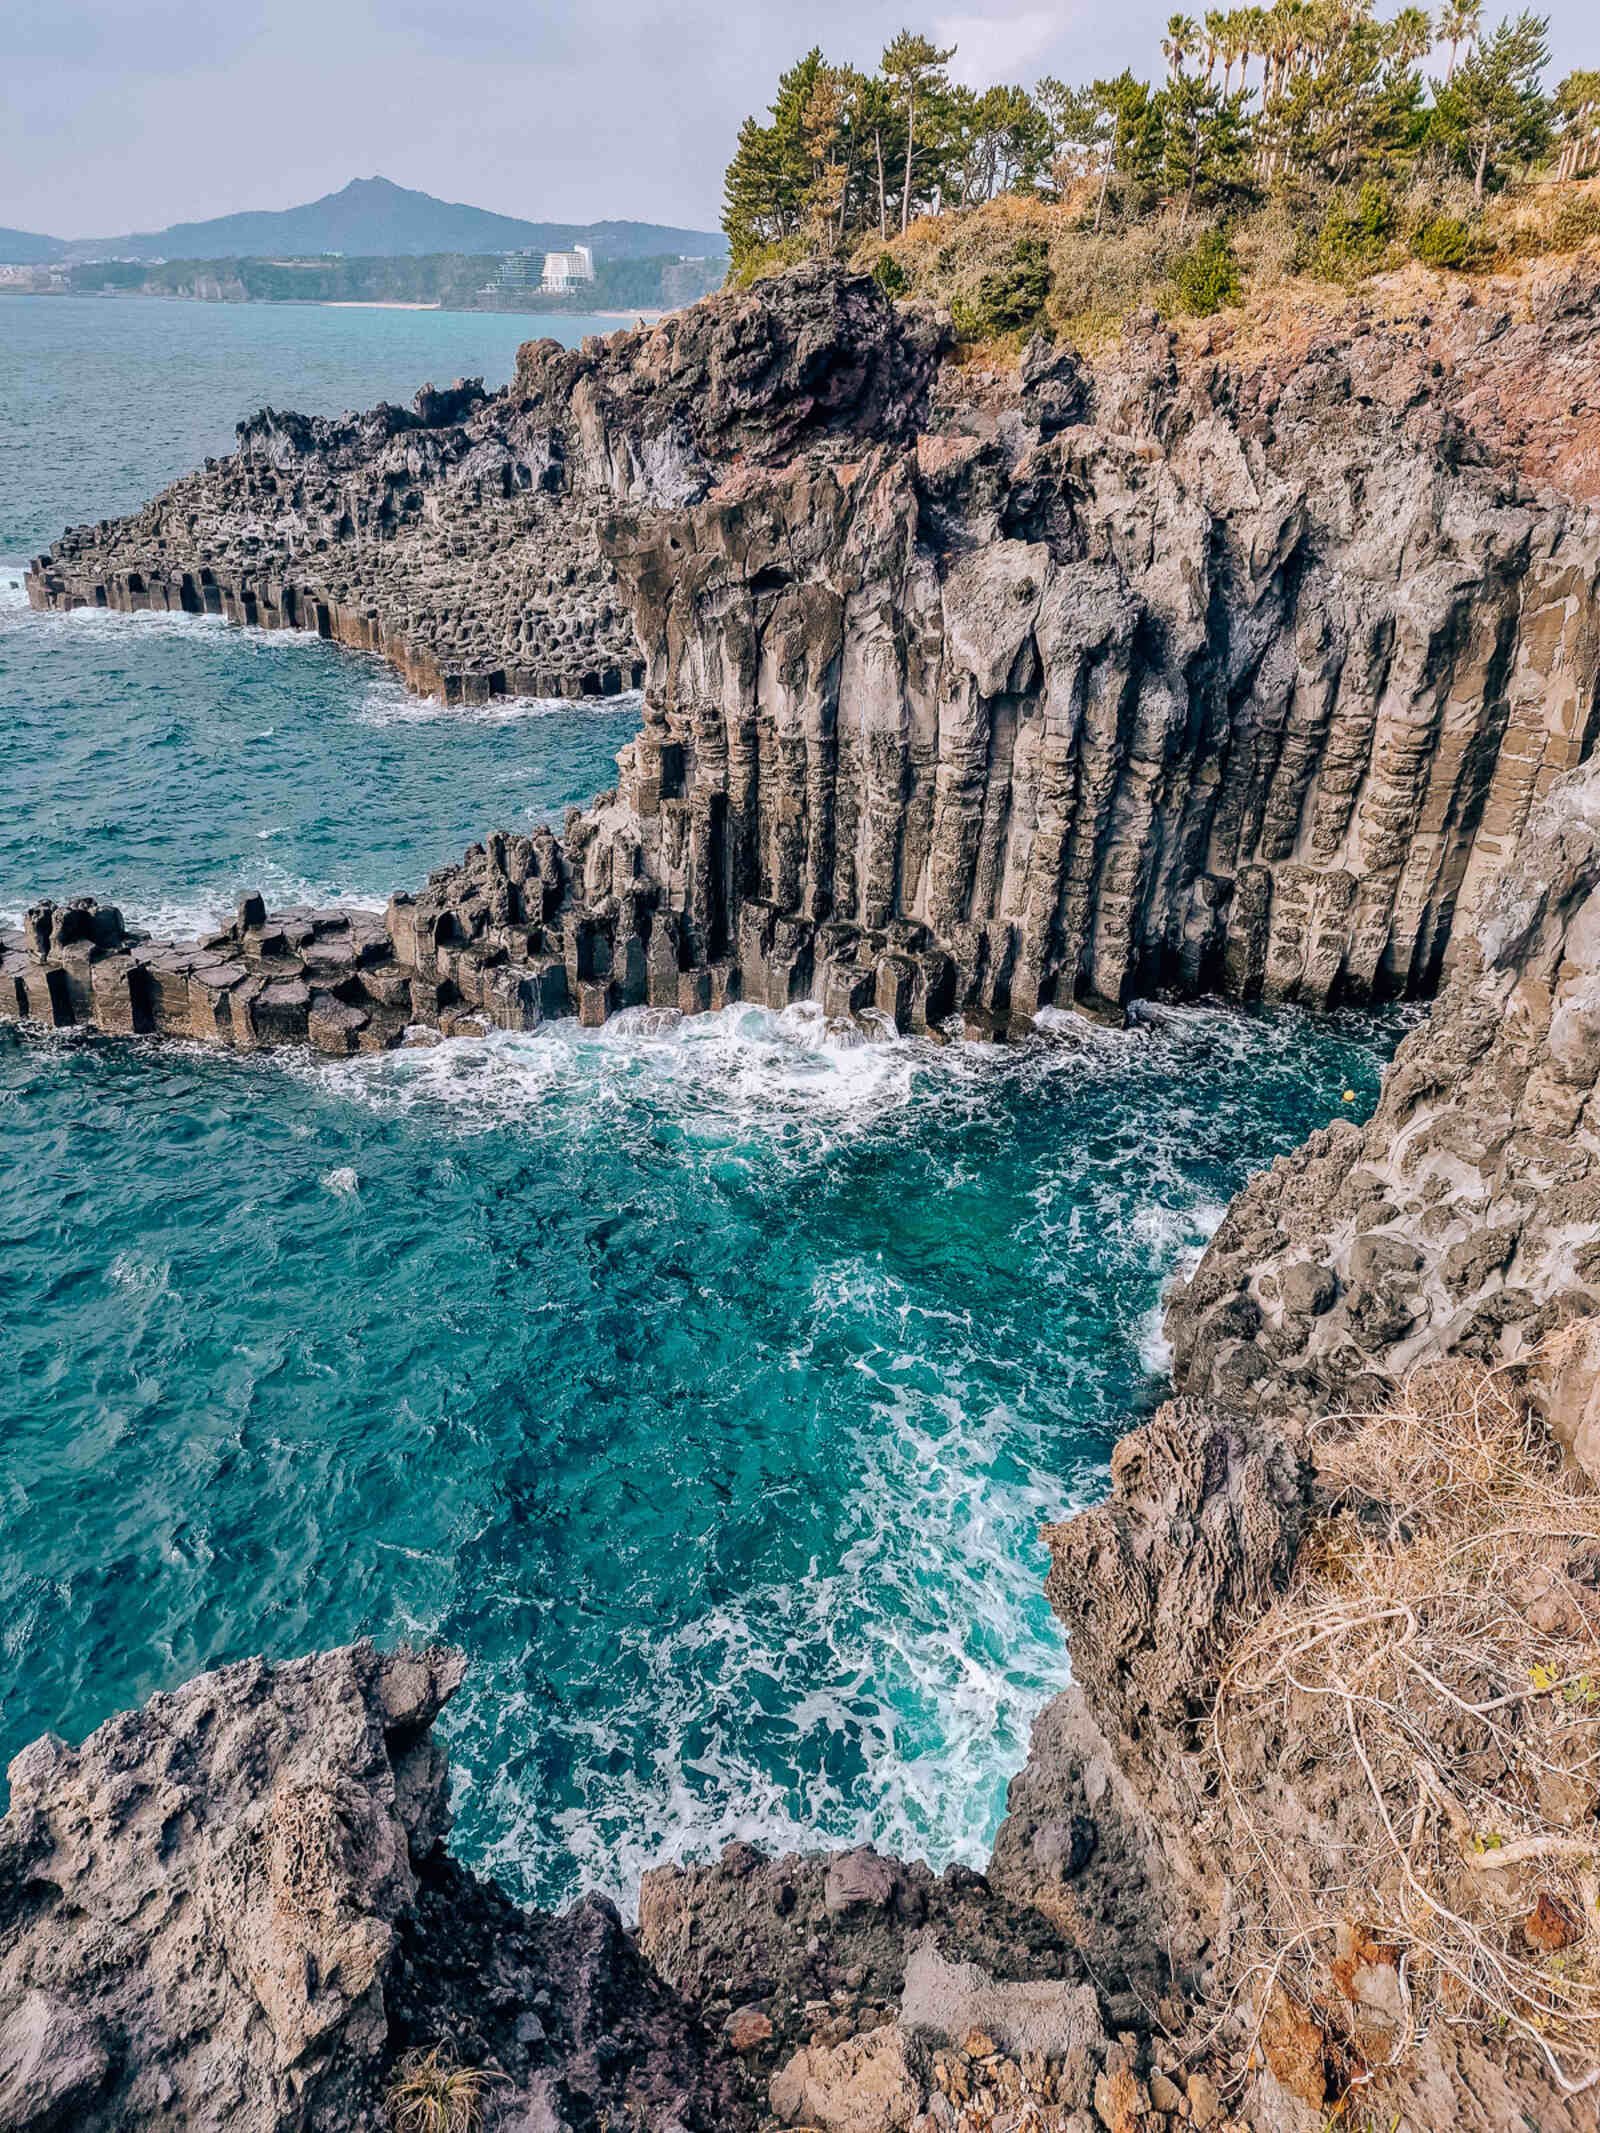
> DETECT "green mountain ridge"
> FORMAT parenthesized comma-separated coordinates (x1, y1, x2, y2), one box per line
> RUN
(2, 177, 725, 264)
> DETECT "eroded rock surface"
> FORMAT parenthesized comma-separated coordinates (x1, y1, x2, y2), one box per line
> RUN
(0, 1642, 743, 2133)
(1169, 750, 1600, 1430)
(16, 260, 1600, 1059)
(25, 266, 947, 707)
(13, 262, 1600, 2133)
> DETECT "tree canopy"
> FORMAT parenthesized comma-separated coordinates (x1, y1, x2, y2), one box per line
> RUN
(722, 7, 1583, 281)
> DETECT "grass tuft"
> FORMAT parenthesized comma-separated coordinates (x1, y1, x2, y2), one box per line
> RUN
(384, 2045, 501, 2133)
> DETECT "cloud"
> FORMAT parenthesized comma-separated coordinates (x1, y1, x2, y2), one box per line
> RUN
(935, 10, 1068, 89)
(3, 0, 1597, 239)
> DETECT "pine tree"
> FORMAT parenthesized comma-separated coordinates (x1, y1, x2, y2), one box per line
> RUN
(880, 31, 958, 231)
(1430, 10, 1552, 201)
(722, 49, 831, 275)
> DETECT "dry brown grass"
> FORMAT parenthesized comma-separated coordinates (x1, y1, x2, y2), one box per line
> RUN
(1207, 1351, 1600, 2107)
(384, 2046, 502, 2133)
(862, 176, 1600, 368)
(1486, 174, 1600, 263)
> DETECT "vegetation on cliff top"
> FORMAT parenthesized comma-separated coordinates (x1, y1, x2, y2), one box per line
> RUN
(722, 10, 1600, 344)
(1211, 1354, 1600, 2111)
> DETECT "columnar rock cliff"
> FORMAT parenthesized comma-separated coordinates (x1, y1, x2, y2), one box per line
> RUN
(590, 294, 1600, 1024)
(1170, 746, 1600, 1427)
(29, 381, 644, 706)
(16, 261, 1600, 1054)
(26, 270, 947, 706)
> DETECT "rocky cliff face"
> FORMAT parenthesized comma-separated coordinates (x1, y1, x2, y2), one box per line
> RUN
(13, 262, 1600, 1059)
(0, 1642, 744, 2133)
(587, 291, 1600, 1026)
(0, 1636, 1212, 2133)
(25, 267, 947, 707)
(1169, 748, 1600, 1428)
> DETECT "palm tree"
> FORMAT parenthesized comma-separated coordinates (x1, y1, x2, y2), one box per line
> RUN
(1220, 10, 1249, 94)
(1439, 0, 1481, 80)
(1204, 9, 1229, 83)
(1162, 13, 1201, 77)
(1239, 7, 1270, 94)
(1389, 4, 1433, 66)
(1555, 67, 1600, 180)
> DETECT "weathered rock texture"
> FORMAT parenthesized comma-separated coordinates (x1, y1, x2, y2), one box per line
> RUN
(0, 1642, 745, 2132)
(1169, 748, 1600, 1430)
(16, 259, 1600, 1059)
(1031, 1391, 1600, 2133)
(592, 293, 1600, 1028)
(26, 267, 946, 707)
(13, 261, 1600, 2133)
(28, 380, 644, 707)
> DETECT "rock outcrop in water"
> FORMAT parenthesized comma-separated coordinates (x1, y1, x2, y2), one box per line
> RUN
(16, 258, 1600, 1052)
(25, 268, 947, 706)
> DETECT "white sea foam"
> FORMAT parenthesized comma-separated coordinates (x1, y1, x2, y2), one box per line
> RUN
(457, 1268, 1090, 1913)
(358, 677, 644, 728)
(321, 1166, 360, 1197)
(115, 870, 387, 942)
(109, 1251, 172, 1296)
(309, 1001, 936, 1150)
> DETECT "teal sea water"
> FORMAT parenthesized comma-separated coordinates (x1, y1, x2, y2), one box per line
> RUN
(1, 296, 1402, 1909)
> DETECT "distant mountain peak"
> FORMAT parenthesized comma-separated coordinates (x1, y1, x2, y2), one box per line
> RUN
(27, 180, 726, 266)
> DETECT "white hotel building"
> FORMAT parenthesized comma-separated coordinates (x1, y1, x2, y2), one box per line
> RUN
(540, 244, 595, 294)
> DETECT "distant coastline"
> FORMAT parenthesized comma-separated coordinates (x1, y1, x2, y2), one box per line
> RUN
(0, 287, 676, 323)
(319, 299, 668, 318)
(0, 252, 720, 314)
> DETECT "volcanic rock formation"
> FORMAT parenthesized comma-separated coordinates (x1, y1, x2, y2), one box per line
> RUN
(25, 268, 948, 706)
(16, 259, 1600, 1054)
(0, 1642, 746, 2133)
(1170, 745, 1600, 1434)
(12, 259, 1600, 2133)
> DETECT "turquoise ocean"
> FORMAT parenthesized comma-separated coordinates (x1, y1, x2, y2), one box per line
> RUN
(0, 294, 1399, 1909)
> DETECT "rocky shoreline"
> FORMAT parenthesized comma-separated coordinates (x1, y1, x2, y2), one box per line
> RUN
(8, 257, 1600, 2130)
(12, 260, 1600, 1061)
(26, 374, 644, 708)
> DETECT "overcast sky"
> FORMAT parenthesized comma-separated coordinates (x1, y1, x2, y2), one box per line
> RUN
(7, 0, 1600, 240)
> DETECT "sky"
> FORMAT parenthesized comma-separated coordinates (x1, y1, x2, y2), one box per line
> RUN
(6, 0, 1600, 241)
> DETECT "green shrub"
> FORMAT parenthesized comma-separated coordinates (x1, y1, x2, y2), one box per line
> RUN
(961, 235, 1052, 336)
(1351, 180, 1399, 242)
(1551, 193, 1600, 252)
(1300, 182, 1400, 283)
(871, 252, 909, 299)
(1168, 224, 1243, 315)
(1410, 212, 1482, 270)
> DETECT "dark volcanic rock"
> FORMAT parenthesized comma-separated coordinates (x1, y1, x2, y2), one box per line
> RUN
(636, 1840, 1090, 2078)
(1169, 751, 1600, 1433)
(24, 267, 943, 709)
(0, 1643, 744, 2133)
(16, 262, 1600, 1063)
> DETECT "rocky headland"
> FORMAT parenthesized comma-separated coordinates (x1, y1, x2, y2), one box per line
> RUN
(9, 256, 1600, 2131)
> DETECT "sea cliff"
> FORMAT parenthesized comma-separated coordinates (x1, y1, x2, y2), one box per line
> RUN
(8, 258, 1600, 2131)
(13, 258, 1600, 1050)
